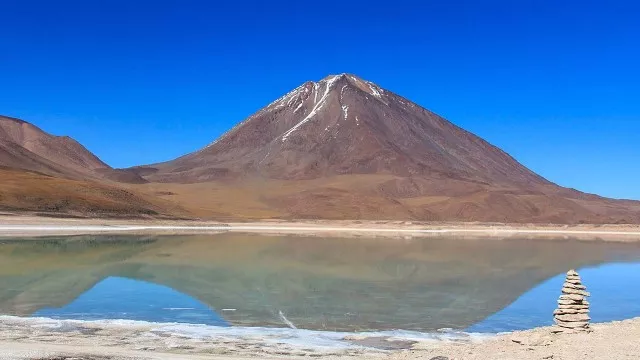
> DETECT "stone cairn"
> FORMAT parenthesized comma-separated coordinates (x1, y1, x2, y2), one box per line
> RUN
(553, 269, 591, 332)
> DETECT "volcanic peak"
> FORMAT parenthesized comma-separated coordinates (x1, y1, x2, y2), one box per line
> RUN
(204, 73, 389, 149)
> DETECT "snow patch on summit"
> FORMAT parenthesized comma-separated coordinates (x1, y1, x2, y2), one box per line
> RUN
(205, 74, 388, 149)
(205, 84, 307, 149)
(281, 75, 341, 142)
(367, 82, 383, 99)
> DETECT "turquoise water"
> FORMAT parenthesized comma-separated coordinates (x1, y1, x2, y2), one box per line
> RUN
(468, 262, 640, 332)
(35, 277, 229, 326)
(2, 234, 640, 334)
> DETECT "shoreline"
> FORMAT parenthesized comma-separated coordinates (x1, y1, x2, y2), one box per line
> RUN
(0, 315, 454, 358)
(0, 315, 638, 359)
(1, 215, 640, 241)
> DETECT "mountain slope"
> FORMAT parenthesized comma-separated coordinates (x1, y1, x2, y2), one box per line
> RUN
(0, 167, 188, 218)
(132, 74, 640, 223)
(0, 115, 145, 183)
(0, 116, 187, 218)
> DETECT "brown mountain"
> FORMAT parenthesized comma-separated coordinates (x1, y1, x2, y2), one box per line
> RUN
(3, 75, 640, 223)
(139, 74, 548, 186)
(0, 115, 146, 183)
(133, 74, 640, 223)
(0, 116, 186, 218)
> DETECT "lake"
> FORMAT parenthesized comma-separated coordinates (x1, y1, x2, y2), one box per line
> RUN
(1, 234, 640, 337)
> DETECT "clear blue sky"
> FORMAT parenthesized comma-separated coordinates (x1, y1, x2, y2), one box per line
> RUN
(1, 0, 639, 199)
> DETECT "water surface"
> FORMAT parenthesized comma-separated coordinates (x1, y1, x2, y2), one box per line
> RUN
(1, 234, 640, 334)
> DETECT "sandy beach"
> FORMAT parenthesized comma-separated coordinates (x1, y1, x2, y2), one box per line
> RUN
(0, 316, 639, 360)
(1, 215, 640, 241)
(388, 318, 640, 360)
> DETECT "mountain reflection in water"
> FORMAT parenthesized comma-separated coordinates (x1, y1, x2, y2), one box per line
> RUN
(469, 262, 640, 332)
(1, 234, 640, 332)
(34, 276, 229, 326)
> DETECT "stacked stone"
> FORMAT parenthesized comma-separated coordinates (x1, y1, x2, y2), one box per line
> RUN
(553, 269, 591, 332)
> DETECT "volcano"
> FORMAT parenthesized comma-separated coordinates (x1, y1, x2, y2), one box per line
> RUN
(3, 75, 639, 223)
(140, 74, 549, 186)
(132, 74, 640, 223)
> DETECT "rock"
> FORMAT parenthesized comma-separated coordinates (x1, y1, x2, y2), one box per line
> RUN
(557, 300, 577, 305)
(556, 325, 589, 332)
(557, 299, 575, 305)
(559, 294, 586, 302)
(551, 326, 580, 334)
(554, 320, 589, 329)
(558, 304, 590, 310)
(555, 313, 591, 322)
(554, 308, 589, 315)
(561, 288, 590, 297)
(429, 357, 449, 360)
(563, 282, 587, 290)
(565, 280, 583, 286)
(567, 269, 578, 276)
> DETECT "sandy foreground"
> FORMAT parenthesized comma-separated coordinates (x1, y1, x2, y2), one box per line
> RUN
(0, 316, 639, 360)
(1, 215, 640, 241)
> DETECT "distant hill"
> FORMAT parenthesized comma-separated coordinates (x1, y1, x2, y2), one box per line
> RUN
(0, 116, 184, 218)
(0, 115, 145, 183)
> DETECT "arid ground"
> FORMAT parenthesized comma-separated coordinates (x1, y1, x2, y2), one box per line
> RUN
(1, 215, 640, 241)
(0, 317, 638, 360)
